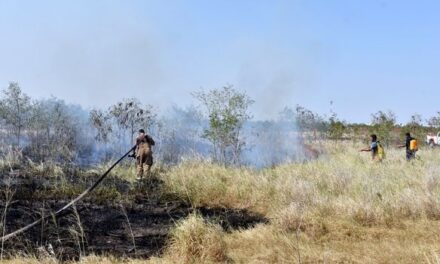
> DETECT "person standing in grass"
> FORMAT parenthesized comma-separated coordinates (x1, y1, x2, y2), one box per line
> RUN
(360, 134, 384, 161)
(133, 129, 155, 180)
(398, 132, 417, 161)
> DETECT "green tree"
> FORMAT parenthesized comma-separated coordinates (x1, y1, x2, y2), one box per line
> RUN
(28, 98, 83, 162)
(328, 115, 346, 140)
(370, 110, 396, 145)
(193, 85, 254, 165)
(403, 113, 425, 141)
(327, 101, 346, 140)
(0, 82, 32, 147)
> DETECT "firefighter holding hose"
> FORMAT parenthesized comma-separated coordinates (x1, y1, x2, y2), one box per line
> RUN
(131, 129, 155, 180)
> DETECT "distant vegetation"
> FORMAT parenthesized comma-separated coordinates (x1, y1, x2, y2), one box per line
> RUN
(2, 81, 440, 263)
(0, 81, 439, 168)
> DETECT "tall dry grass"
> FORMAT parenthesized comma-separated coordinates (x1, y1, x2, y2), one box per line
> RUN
(161, 213, 227, 263)
(163, 143, 440, 224)
(157, 143, 440, 263)
(5, 143, 440, 263)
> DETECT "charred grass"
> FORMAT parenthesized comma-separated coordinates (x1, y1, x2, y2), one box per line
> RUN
(0, 163, 265, 262)
(3, 143, 440, 263)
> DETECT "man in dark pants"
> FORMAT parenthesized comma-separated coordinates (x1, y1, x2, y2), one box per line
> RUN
(398, 132, 416, 161)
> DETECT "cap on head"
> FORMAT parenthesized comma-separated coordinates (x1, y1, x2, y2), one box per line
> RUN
(405, 132, 411, 137)
(139, 129, 145, 134)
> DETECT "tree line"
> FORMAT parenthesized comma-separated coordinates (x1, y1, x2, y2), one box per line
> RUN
(0, 82, 439, 167)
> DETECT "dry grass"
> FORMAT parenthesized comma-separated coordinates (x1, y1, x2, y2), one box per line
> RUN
(0, 147, 22, 172)
(159, 143, 440, 263)
(161, 213, 227, 263)
(0, 255, 149, 264)
(163, 143, 440, 222)
(26, 159, 64, 178)
(6, 143, 440, 263)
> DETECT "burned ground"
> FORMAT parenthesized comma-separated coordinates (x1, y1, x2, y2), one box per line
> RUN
(0, 172, 267, 260)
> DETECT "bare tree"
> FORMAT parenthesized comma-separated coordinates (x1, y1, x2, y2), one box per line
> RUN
(90, 109, 113, 143)
(90, 98, 157, 158)
(281, 105, 327, 141)
(0, 82, 31, 147)
(108, 98, 156, 145)
(427, 112, 440, 129)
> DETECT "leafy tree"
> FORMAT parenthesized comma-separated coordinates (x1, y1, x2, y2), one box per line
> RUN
(328, 115, 346, 140)
(27, 98, 84, 162)
(370, 110, 396, 145)
(193, 85, 254, 165)
(403, 113, 426, 141)
(326, 101, 346, 140)
(0, 82, 32, 147)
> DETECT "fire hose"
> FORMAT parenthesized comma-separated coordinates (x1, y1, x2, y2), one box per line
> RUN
(0, 145, 136, 243)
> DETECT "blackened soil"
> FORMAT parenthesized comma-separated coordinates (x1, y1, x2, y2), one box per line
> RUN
(0, 174, 267, 260)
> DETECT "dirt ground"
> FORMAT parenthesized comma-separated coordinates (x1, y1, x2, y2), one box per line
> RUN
(0, 174, 266, 260)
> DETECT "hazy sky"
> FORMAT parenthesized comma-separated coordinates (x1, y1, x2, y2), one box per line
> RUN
(0, 0, 439, 123)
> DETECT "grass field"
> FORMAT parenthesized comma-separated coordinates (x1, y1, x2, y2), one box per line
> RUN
(4, 143, 440, 263)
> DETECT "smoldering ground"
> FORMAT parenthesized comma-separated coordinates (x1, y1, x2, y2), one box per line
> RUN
(0, 83, 319, 261)
(0, 172, 267, 260)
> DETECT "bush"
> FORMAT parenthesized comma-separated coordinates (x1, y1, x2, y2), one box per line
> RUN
(164, 214, 227, 263)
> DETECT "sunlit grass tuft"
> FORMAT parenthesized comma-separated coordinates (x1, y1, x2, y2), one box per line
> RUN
(162, 213, 227, 263)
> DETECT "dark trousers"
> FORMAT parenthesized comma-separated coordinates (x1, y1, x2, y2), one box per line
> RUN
(406, 150, 415, 161)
